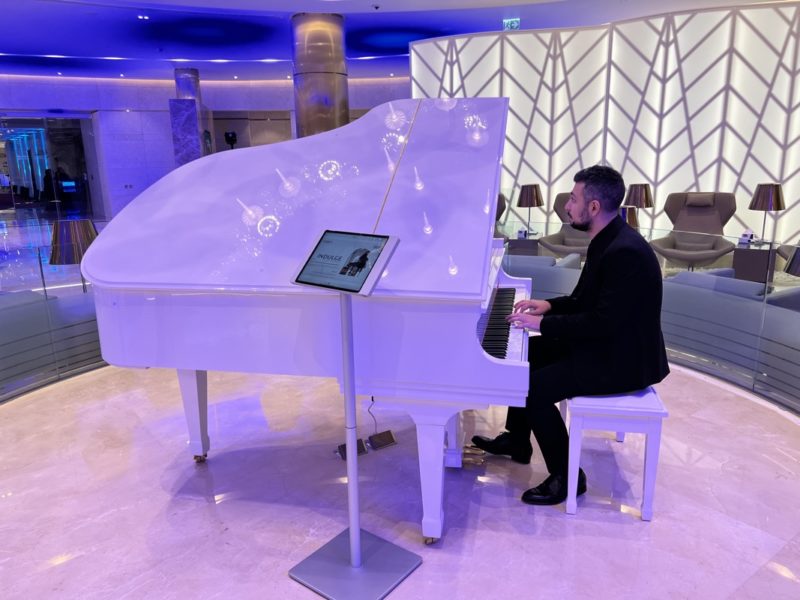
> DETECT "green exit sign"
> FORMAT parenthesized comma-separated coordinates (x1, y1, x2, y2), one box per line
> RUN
(503, 18, 520, 31)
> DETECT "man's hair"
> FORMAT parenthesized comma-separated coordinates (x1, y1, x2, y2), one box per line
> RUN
(573, 165, 625, 212)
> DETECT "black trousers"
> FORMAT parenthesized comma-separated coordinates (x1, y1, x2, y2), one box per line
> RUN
(505, 335, 589, 476)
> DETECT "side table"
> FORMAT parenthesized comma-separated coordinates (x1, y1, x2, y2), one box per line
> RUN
(507, 238, 539, 256)
(733, 247, 776, 283)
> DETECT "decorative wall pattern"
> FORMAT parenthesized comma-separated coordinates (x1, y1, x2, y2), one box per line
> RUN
(411, 3, 800, 243)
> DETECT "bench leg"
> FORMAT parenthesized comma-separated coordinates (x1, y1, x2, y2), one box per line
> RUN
(641, 422, 662, 521)
(616, 432, 625, 442)
(566, 415, 584, 515)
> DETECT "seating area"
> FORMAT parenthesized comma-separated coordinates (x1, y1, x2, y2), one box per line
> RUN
(649, 192, 737, 269)
(502, 252, 800, 413)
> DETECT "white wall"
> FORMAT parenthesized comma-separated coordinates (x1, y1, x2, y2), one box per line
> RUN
(0, 74, 410, 217)
(411, 3, 800, 245)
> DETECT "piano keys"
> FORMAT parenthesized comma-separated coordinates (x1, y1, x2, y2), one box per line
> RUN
(81, 97, 530, 542)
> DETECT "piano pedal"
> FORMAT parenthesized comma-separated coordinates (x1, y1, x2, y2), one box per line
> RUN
(462, 446, 486, 466)
(367, 430, 397, 450)
(336, 439, 368, 460)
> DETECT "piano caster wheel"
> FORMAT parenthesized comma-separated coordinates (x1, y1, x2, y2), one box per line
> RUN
(423, 536, 439, 545)
(193, 454, 207, 463)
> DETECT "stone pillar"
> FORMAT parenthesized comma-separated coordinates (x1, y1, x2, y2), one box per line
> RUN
(291, 13, 350, 138)
(169, 68, 213, 167)
(175, 67, 202, 101)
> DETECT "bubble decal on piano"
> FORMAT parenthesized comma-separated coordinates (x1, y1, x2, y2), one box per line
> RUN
(414, 166, 425, 191)
(275, 168, 300, 198)
(383, 147, 395, 172)
(318, 160, 342, 181)
(384, 102, 407, 130)
(464, 115, 489, 148)
(235, 197, 264, 226)
(448, 255, 459, 276)
(380, 131, 403, 150)
(435, 98, 458, 111)
(423, 211, 433, 235)
(256, 215, 280, 238)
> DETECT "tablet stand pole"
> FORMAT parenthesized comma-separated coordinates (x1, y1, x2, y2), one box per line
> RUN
(288, 293, 421, 599)
(341, 292, 362, 566)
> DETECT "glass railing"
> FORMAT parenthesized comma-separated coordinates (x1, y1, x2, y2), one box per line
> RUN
(500, 223, 800, 414)
(2, 215, 799, 413)
(1, 219, 108, 403)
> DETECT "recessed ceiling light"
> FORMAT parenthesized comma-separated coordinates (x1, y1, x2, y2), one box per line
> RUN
(286, 75, 291, 79)
(389, 73, 394, 77)
(137, 15, 149, 20)
(119, 74, 125, 78)
(56, 72, 62, 76)
(233, 75, 238, 79)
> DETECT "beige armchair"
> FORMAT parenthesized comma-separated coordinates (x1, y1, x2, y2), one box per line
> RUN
(777, 243, 797, 262)
(650, 192, 736, 269)
(538, 193, 591, 258)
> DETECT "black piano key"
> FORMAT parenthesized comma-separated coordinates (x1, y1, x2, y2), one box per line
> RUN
(479, 286, 519, 360)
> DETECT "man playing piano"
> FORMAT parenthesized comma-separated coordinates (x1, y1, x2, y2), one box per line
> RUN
(473, 165, 669, 505)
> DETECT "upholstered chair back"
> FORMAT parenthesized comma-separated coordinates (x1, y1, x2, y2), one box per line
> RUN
(496, 193, 507, 222)
(663, 192, 736, 252)
(664, 192, 736, 229)
(553, 193, 571, 222)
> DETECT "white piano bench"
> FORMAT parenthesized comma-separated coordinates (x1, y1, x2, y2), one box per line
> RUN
(565, 386, 668, 521)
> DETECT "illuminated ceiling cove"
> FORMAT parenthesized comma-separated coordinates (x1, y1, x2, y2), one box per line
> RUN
(0, 0, 781, 80)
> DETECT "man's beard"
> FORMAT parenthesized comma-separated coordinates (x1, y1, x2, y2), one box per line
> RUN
(570, 210, 591, 231)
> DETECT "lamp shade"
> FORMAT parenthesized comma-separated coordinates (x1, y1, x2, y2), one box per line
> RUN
(749, 183, 785, 211)
(619, 205, 639, 228)
(786, 247, 800, 277)
(623, 183, 653, 208)
(517, 183, 543, 208)
(49, 219, 98, 265)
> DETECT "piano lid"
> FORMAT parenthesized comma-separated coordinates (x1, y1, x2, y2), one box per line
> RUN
(81, 97, 508, 300)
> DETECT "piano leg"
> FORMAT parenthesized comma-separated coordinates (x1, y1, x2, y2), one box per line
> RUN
(407, 405, 462, 543)
(177, 369, 210, 462)
(444, 413, 463, 468)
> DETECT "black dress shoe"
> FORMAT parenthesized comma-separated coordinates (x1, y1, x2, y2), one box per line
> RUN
(521, 469, 587, 505)
(471, 431, 533, 464)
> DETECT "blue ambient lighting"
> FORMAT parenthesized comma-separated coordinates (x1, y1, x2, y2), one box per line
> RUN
(346, 28, 444, 56)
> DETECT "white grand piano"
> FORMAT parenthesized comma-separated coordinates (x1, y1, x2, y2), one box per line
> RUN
(81, 97, 530, 542)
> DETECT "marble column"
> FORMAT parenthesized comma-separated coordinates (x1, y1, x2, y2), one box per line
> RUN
(291, 13, 350, 138)
(169, 68, 213, 166)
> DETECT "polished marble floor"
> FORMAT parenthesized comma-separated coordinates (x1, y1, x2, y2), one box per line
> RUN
(1, 365, 799, 599)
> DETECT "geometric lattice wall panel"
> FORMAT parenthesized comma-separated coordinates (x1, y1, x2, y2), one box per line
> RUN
(608, 17, 671, 228)
(550, 28, 609, 200)
(502, 31, 553, 206)
(729, 6, 800, 240)
(412, 3, 800, 243)
(410, 35, 502, 99)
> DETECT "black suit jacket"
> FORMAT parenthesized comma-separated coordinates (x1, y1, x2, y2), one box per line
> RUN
(540, 216, 669, 394)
